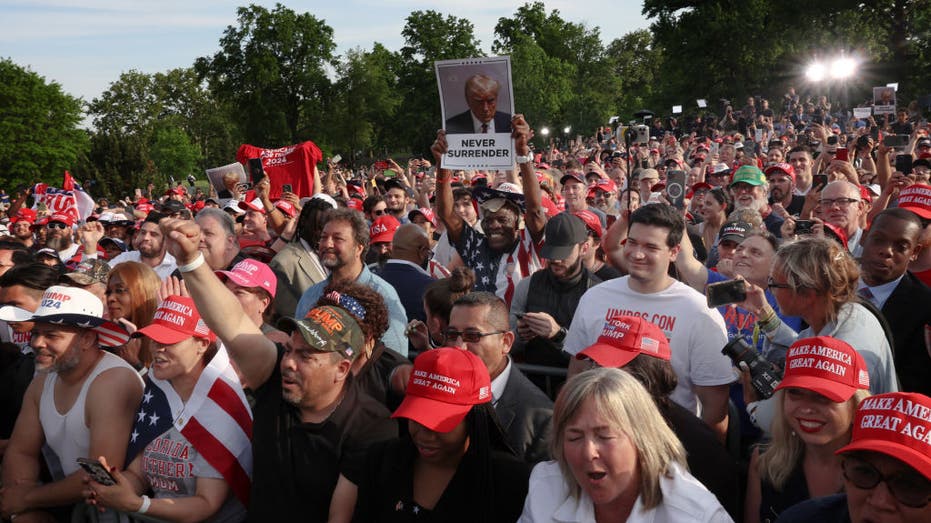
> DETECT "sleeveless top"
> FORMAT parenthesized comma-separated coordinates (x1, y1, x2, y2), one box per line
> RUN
(39, 351, 140, 479)
(759, 458, 809, 523)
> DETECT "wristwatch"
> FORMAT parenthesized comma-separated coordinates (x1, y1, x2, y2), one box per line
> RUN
(551, 326, 567, 343)
(515, 154, 532, 164)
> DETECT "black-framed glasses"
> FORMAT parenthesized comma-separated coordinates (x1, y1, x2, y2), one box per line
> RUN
(767, 277, 791, 289)
(818, 197, 860, 208)
(444, 328, 506, 343)
(842, 457, 931, 508)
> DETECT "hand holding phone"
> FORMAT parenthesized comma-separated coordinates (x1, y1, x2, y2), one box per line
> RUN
(706, 279, 748, 308)
(248, 158, 265, 185)
(835, 148, 848, 162)
(77, 457, 116, 486)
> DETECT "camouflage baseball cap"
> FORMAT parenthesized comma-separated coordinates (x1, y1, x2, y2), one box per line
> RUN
(63, 259, 112, 286)
(277, 305, 364, 360)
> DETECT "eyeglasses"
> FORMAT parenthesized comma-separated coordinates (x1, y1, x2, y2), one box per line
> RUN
(843, 457, 931, 508)
(47, 222, 68, 229)
(818, 197, 860, 208)
(766, 277, 791, 289)
(444, 328, 506, 343)
(372, 209, 386, 216)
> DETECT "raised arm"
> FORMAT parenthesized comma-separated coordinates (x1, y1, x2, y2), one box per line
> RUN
(514, 115, 546, 243)
(432, 130, 465, 245)
(160, 219, 278, 389)
(674, 227, 710, 292)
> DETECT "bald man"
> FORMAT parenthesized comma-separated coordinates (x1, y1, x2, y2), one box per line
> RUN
(445, 74, 512, 134)
(375, 224, 436, 322)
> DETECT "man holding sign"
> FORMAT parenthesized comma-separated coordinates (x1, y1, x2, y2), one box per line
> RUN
(431, 115, 546, 307)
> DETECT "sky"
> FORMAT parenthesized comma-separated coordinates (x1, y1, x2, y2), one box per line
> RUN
(1, 0, 651, 105)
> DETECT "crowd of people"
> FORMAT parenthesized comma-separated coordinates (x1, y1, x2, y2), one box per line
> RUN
(0, 92, 930, 523)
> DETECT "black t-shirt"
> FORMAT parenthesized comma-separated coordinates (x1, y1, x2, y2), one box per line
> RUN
(249, 346, 398, 522)
(357, 343, 409, 411)
(353, 438, 529, 523)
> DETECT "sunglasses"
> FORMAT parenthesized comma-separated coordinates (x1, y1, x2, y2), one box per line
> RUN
(843, 457, 931, 508)
(444, 328, 506, 343)
(372, 209, 386, 216)
(47, 222, 68, 229)
(766, 277, 791, 289)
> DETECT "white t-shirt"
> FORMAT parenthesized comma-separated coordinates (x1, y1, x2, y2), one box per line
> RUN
(564, 276, 734, 414)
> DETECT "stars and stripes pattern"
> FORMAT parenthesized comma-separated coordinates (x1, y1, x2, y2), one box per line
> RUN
(456, 225, 542, 307)
(127, 345, 253, 505)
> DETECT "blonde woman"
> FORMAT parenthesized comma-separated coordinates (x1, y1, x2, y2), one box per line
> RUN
(520, 368, 730, 522)
(745, 336, 871, 522)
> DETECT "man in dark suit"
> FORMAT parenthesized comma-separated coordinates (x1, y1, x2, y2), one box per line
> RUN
(375, 224, 435, 323)
(445, 74, 512, 134)
(447, 292, 553, 463)
(858, 208, 931, 395)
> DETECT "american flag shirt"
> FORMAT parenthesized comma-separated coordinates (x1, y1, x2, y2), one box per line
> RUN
(455, 225, 542, 307)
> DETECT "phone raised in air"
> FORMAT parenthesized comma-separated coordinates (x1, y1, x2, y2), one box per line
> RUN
(834, 148, 849, 162)
(706, 280, 748, 308)
(896, 154, 913, 176)
(665, 170, 687, 210)
(282, 184, 293, 194)
(248, 158, 265, 185)
(813, 174, 829, 189)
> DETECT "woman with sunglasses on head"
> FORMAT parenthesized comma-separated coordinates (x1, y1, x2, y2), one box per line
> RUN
(348, 347, 529, 523)
(745, 336, 871, 523)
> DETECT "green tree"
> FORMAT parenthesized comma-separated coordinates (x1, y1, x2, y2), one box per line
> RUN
(74, 132, 153, 200)
(326, 44, 402, 165)
(149, 121, 201, 181)
(0, 58, 88, 188)
(195, 3, 337, 146)
(395, 10, 483, 155)
(494, 2, 617, 135)
(606, 30, 665, 120)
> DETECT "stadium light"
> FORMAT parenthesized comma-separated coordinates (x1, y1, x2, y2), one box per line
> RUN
(806, 55, 858, 82)
(540, 127, 550, 136)
(830, 57, 857, 79)
(563, 126, 571, 134)
(806, 62, 827, 82)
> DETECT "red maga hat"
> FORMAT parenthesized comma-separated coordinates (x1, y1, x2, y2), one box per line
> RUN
(578, 315, 670, 368)
(135, 295, 216, 344)
(775, 336, 869, 402)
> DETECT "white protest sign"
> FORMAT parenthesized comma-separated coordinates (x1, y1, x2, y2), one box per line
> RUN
(672, 105, 683, 114)
(436, 56, 515, 170)
(853, 107, 873, 119)
(697, 99, 707, 108)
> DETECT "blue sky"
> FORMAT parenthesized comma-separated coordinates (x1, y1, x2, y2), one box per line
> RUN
(1, 0, 651, 105)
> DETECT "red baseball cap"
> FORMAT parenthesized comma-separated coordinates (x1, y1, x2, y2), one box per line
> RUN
(577, 315, 670, 368)
(238, 199, 265, 214)
(48, 213, 74, 227)
(837, 392, 931, 480)
(11, 208, 36, 224)
(347, 198, 363, 211)
(589, 178, 617, 195)
(216, 259, 277, 298)
(135, 295, 216, 344)
(540, 195, 560, 218)
(764, 162, 796, 181)
(274, 200, 296, 218)
(392, 347, 492, 432)
(572, 210, 603, 239)
(408, 207, 437, 227)
(896, 184, 931, 219)
(369, 215, 400, 244)
(690, 182, 713, 193)
(774, 336, 869, 402)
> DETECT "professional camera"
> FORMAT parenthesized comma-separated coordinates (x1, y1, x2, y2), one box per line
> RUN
(187, 174, 197, 186)
(721, 337, 782, 399)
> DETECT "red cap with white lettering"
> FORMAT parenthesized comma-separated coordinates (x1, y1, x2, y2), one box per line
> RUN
(391, 347, 492, 433)
(838, 392, 931, 480)
(577, 315, 670, 368)
(774, 336, 869, 402)
(135, 295, 215, 344)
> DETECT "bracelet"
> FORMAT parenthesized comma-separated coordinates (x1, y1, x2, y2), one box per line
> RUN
(136, 495, 151, 515)
(177, 253, 205, 273)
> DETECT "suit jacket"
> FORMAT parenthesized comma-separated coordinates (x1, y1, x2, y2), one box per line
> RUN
(269, 242, 327, 320)
(445, 110, 512, 134)
(881, 272, 931, 395)
(375, 260, 435, 323)
(495, 364, 553, 464)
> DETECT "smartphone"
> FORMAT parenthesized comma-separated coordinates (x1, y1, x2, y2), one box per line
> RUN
(706, 280, 748, 308)
(665, 170, 687, 209)
(331, 154, 342, 164)
(374, 160, 388, 171)
(795, 219, 814, 235)
(827, 135, 838, 145)
(813, 174, 829, 189)
(77, 457, 116, 486)
(248, 158, 265, 184)
(835, 148, 849, 162)
(896, 154, 913, 176)
(870, 127, 880, 141)
(282, 184, 293, 193)
(754, 128, 763, 142)
(883, 135, 910, 148)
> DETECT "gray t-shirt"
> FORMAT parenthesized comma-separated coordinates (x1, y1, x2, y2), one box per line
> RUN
(142, 426, 246, 523)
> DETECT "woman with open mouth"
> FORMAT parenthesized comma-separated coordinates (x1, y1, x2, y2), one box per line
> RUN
(520, 367, 730, 522)
(744, 335, 871, 523)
